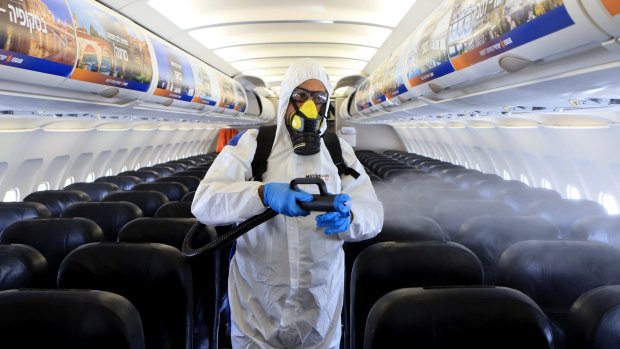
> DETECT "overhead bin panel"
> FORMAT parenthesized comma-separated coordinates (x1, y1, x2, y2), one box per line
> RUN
(353, 79, 373, 117)
(581, 0, 620, 36)
(402, 0, 455, 98)
(0, 0, 77, 86)
(147, 35, 197, 105)
(383, 43, 409, 106)
(62, 0, 153, 99)
(189, 57, 221, 109)
(209, 71, 247, 117)
(446, 0, 606, 83)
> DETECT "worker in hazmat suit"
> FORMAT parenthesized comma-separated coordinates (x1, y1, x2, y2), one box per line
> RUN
(191, 58, 384, 349)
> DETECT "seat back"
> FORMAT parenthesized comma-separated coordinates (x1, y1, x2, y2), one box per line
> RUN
(154, 202, 194, 218)
(140, 166, 175, 177)
(0, 244, 47, 290)
(118, 170, 160, 182)
(0, 218, 104, 287)
(528, 199, 607, 239)
(455, 216, 560, 284)
(23, 190, 91, 217)
(94, 175, 143, 190)
(472, 179, 528, 199)
(350, 241, 483, 349)
(570, 214, 620, 248)
(103, 191, 168, 217)
(497, 240, 620, 348)
(430, 199, 516, 238)
(132, 182, 189, 201)
(567, 285, 620, 349)
(0, 289, 145, 349)
(498, 187, 562, 214)
(0, 202, 51, 233)
(62, 202, 143, 241)
(64, 182, 121, 201)
(364, 286, 553, 349)
(58, 242, 193, 349)
(156, 176, 201, 192)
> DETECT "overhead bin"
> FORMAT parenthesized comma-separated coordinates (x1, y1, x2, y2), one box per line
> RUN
(209, 72, 248, 117)
(60, 0, 153, 102)
(0, 0, 77, 87)
(348, 0, 612, 120)
(580, 0, 620, 36)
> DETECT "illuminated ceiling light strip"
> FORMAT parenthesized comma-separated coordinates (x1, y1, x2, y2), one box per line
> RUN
(212, 41, 381, 50)
(228, 56, 370, 64)
(186, 19, 393, 31)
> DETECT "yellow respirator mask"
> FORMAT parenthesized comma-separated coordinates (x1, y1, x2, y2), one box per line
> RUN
(287, 99, 325, 156)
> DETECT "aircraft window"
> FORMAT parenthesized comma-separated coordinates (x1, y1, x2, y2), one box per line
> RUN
(503, 170, 511, 180)
(567, 185, 581, 200)
(134, 164, 141, 170)
(520, 174, 530, 186)
(464, 161, 469, 168)
(3, 188, 20, 202)
(599, 193, 619, 214)
(121, 165, 128, 172)
(541, 179, 552, 189)
(147, 161, 152, 166)
(475, 164, 481, 171)
(106, 169, 113, 176)
(36, 182, 50, 191)
(64, 177, 75, 187)
(86, 172, 95, 183)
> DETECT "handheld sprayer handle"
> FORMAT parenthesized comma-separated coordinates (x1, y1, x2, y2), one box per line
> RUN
(290, 177, 348, 213)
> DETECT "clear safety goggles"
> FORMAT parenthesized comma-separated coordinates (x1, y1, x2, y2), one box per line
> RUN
(291, 87, 328, 105)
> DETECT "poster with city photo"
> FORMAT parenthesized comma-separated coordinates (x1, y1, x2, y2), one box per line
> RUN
(216, 73, 236, 109)
(151, 36, 195, 102)
(0, 0, 76, 76)
(404, 0, 455, 89)
(355, 79, 372, 112)
(383, 43, 409, 100)
(67, 0, 152, 91)
(233, 82, 247, 112)
(448, 0, 573, 71)
(190, 58, 220, 106)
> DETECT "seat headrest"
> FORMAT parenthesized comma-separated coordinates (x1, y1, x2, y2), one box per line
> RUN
(431, 199, 515, 237)
(62, 202, 143, 241)
(153, 202, 194, 218)
(0, 244, 47, 290)
(139, 166, 175, 177)
(497, 187, 562, 214)
(181, 191, 196, 203)
(94, 175, 143, 190)
(23, 190, 91, 217)
(64, 182, 121, 201)
(498, 240, 620, 311)
(118, 170, 160, 183)
(103, 191, 168, 217)
(1, 218, 104, 286)
(456, 215, 560, 283)
(0, 289, 144, 348)
(528, 199, 608, 239)
(156, 176, 201, 192)
(568, 285, 620, 349)
(132, 182, 189, 201)
(472, 179, 528, 199)
(0, 202, 51, 233)
(570, 214, 620, 248)
(365, 286, 553, 349)
(117, 217, 199, 249)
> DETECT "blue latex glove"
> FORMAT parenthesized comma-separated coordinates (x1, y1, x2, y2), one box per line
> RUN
(264, 182, 313, 217)
(316, 211, 351, 235)
(316, 194, 351, 234)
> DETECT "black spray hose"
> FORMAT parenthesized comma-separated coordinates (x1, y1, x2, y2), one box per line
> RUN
(182, 208, 278, 258)
(182, 177, 348, 259)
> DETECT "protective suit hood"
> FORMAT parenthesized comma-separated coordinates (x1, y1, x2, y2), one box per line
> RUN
(274, 59, 332, 154)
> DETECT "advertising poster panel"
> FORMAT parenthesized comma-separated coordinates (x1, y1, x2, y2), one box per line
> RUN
(216, 72, 236, 109)
(233, 82, 247, 113)
(355, 79, 372, 112)
(151, 36, 195, 102)
(67, 0, 152, 91)
(370, 59, 389, 105)
(404, 0, 455, 89)
(190, 58, 220, 106)
(448, 0, 574, 71)
(0, 0, 76, 76)
(384, 44, 409, 100)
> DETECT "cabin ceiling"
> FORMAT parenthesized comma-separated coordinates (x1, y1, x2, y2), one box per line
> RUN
(97, 0, 443, 94)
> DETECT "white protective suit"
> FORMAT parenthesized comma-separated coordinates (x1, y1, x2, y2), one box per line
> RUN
(191, 58, 384, 349)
